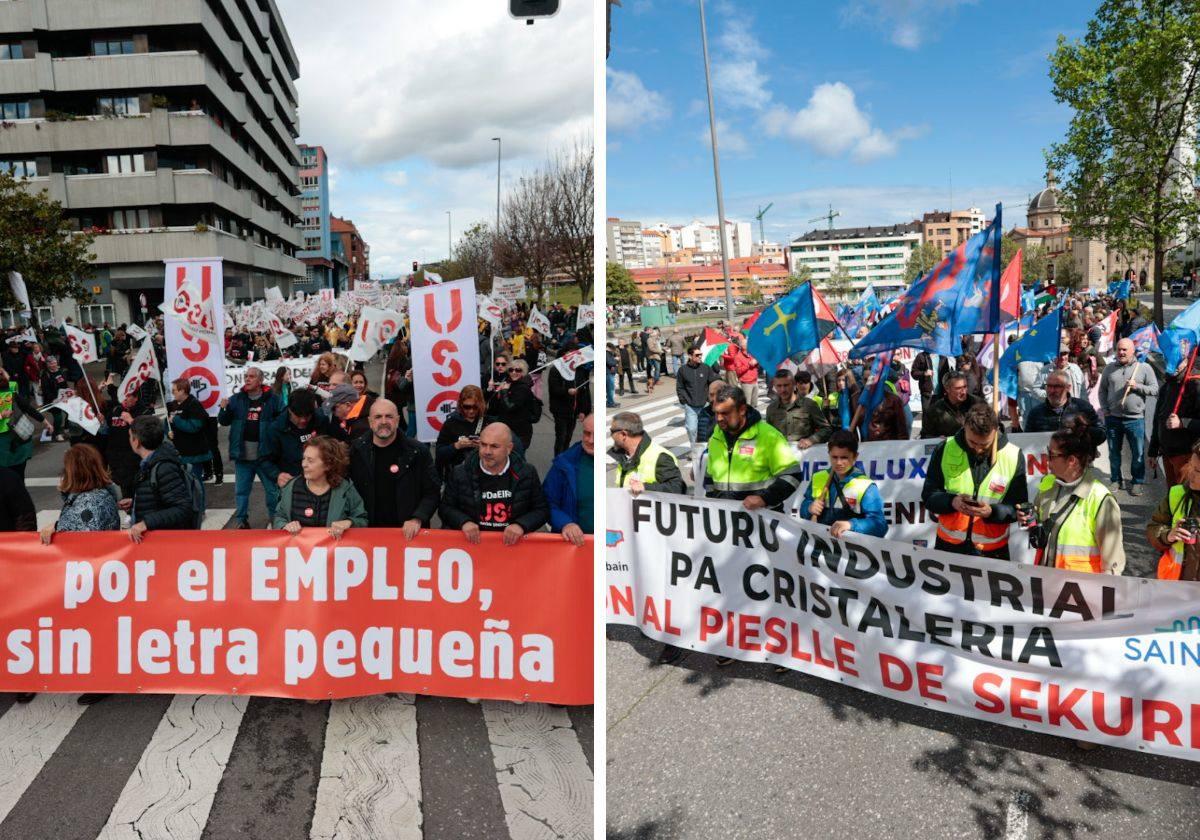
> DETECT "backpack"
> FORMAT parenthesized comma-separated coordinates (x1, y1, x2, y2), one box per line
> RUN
(528, 395, 544, 424)
(150, 461, 205, 529)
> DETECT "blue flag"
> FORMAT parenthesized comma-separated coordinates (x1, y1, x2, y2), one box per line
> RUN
(998, 306, 1063, 398)
(1171, 297, 1200, 335)
(1129, 323, 1161, 361)
(859, 351, 893, 440)
(745, 282, 836, 375)
(860, 284, 881, 314)
(1160, 328, 1197, 373)
(1020, 288, 1036, 313)
(849, 205, 1002, 359)
(1107, 279, 1131, 300)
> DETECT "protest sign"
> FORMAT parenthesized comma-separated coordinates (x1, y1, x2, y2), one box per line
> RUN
(46, 395, 100, 434)
(116, 338, 160, 404)
(0, 529, 591, 704)
(492, 276, 526, 303)
(164, 258, 226, 415)
(225, 356, 320, 391)
(267, 312, 298, 350)
(64, 323, 98, 363)
(553, 345, 594, 379)
(607, 490, 1200, 761)
(577, 304, 595, 327)
(347, 306, 403, 362)
(477, 294, 504, 329)
(528, 305, 552, 337)
(409, 278, 480, 441)
(126, 323, 148, 342)
(5, 327, 35, 345)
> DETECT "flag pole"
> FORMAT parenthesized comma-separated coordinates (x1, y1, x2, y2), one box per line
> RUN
(1171, 343, 1199, 417)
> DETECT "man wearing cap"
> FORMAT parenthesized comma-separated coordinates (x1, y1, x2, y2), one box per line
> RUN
(326, 382, 370, 443)
(218, 366, 285, 528)
(348, 398, 440, 538)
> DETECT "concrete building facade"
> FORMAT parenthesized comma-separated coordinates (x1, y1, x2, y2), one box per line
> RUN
(297, 143, 334, 288)
(790, 222, 923, 294)
(921, 208, 985, 255)
(0, 0, 305, 326)
(605, 217, 647, 268)
(330, 214, 369, 288)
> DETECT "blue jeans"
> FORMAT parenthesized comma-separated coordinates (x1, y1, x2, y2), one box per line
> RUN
(234, 459, 280, 524)
(647, 357, 660, 383)
(189, 461, 207, 513)
(606, 372, 616, 406)
(1105, 416, 1146, 484)
(683, 403, 701, 445)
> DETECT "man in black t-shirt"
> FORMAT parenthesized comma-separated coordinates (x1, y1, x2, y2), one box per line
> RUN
(438, 422, 549, 545)
(348, 398, 440, 538)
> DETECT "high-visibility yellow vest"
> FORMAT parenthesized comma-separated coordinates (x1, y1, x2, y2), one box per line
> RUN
(810, 470, 873, 515)
(0, 382, 14, 435)
(1163, 484, 1194, 575)
(617, 439, 674, 487)
(706, 420, 798, 495)
(1034, 473, 1110, 573)
(936, 437, 1020, 551)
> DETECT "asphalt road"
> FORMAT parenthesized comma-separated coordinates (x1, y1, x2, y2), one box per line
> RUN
(604, 312, 1200, 840)
(6, 356, 595, 840)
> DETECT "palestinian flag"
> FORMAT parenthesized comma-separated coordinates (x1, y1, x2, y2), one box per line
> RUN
(699, 327, 731, 366)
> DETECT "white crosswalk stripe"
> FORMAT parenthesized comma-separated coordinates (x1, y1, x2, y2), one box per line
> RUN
(1, 510, 592, 840)
(608, 389, 772, 464)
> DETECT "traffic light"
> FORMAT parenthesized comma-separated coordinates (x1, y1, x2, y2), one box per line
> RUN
(412, 261, 419, 273)
(509, 0, 559, 24)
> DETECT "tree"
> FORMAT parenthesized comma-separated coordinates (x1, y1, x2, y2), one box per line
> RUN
(497, 169, 557, 304)
(443, 222, 495, 289)
(903, 241, 943, 283)
(821, 264, 854, 301)
(607, 261, 641, 306)
(0, 171, 95, 309)
(782, 264, 812, 292)
(546, 139, 594, 301)
(1052, 252, 1082, 289)
(658, 264, 686, 311)
(1046, 0, 1200, 327)
(1023, 245, 1050, 286)
(740, 275, 765, 306)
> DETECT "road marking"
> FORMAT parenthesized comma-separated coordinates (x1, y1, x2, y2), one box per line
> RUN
(96, 695, 248, 840)
(1004, 791, 1030, 840)
(310, 694, 423, 840)
(24, 475, 235, 488)
(483, 701, 593, 840)
(201, 508, 236, 530)
(0, 693, 88, 824)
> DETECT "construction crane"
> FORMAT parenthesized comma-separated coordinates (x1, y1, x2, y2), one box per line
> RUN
(809, 204, 840, 230)
(754, 202, 773, 248)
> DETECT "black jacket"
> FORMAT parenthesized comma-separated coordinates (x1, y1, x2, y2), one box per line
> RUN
(130, 440, 195, 531)
(676, 361, 721, 408)
(435, 411, 486, 476)
(348, 433, 441, 526)
(263, 412, 331, 480)
(438, 451, 549, 534)
(493, 375, 538, 442)
(1151, 374, 1200, 458)
(920, 393, 987, 439)
(167, 395, 211, 459)
(0, 465, 35, 531)
(548, 366, 582, 418)
(1025, 396, 1104, 446)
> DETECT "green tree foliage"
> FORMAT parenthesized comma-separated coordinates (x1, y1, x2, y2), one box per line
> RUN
(1046, 0, 1200, 327)
(1052, 252, 1082, 289)
(443, 222, 496, 289)
(903, 241, 943, 283)
(1000, 235, 1051, 285)
(782, 264, 812, 292)
(0, 172, 94, 309)
(607, 261, 641, 306)
(740, 276, 765, 306)
(821, 264, 854, 301)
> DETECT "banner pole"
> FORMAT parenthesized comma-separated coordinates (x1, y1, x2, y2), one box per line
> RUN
(992, 332, 1000, 459)
(1170, 343, 1199, 416)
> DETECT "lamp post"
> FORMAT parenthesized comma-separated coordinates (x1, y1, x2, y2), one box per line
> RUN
(446, 210, 452, 262)
(491, 137, 502, 237)
(698, 0, 734, 321)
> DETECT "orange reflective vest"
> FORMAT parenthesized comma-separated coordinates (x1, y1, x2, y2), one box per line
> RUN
(935, 437, 1020, 552)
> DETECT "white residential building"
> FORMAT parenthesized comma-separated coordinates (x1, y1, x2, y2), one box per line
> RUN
(790, 222, 924, 294)
(752, 241, 786, 265)
(606, 217, 647, 268)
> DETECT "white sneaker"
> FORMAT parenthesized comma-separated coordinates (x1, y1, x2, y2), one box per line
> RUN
(465, 697, 480, 704)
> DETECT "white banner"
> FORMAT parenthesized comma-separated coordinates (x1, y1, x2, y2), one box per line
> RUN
(7, 271, 30, 318)
(47, 395, 101, 435)
(492, 276, 525, 303)
(224, 356, 320, 392)
(424, 271, 443, 285)
(606, 490, 1200, 761)
(477, 294, 504, 329)
(528, 305, 552, 337)
(347, 306, 403, 363)
(319, 288, 335, 304)
(267, 312, 298, 350)
(164, 258, 226, 416)
(553, 345, 594, 379)
(64, 324, 98, 364)
(5, 327, 35, 345)
(126, 323, 147, 342)
(116, 338, 160, 403)
(576, 304, 594, 327)
(409, 278, 480, 442)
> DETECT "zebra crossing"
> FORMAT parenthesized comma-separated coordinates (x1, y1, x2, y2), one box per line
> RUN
(607, 387, 772, 465)
(0, 508, 594, 840)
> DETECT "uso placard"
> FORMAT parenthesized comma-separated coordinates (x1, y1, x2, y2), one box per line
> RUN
(409, 278, 480, 442)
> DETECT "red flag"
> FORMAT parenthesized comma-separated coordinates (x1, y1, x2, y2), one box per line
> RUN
(742, 309, 762, 331)
(1000, 249, 1022, 324)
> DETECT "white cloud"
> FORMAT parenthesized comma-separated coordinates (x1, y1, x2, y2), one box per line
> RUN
(841, 0, 978, 50)
(762, 82, 923, 162)
(713, 19, 770, 110)
(607, 68, 670, 132)
(697, 119, 749, 155)
(277, 0, 592, 276)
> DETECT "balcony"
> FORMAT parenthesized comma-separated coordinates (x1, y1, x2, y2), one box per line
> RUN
(90, 228, 303, 278)
(0, 58, 38, 96)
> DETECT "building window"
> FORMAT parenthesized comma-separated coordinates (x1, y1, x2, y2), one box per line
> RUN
(0, 43, 24, 60)
(110, 208, 150, 229)
(0, 101, 29, 119)
(93, 38, 135, 56)
(0, 159, 36, 178)
(105, 153, 146, 174)
(97, 96, 140, 116)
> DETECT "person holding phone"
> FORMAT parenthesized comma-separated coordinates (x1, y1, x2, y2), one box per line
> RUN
(921, 403, 1028, 560)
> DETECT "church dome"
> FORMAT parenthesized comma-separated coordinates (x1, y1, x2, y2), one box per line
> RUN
(1028, 186, 1059, 214)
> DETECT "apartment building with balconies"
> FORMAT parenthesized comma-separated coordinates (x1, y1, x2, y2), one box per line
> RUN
(0, 0, 305, 326)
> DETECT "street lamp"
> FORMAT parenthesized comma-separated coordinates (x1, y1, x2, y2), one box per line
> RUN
(698, 0, 735, 321)
(491, 137, 502, 238)
(446, 210, 452, 262)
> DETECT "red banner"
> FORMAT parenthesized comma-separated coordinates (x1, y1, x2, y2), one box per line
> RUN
(0, 529, 592, 705)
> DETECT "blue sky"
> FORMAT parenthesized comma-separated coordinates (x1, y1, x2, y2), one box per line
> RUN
(607, 0, 1098, 242)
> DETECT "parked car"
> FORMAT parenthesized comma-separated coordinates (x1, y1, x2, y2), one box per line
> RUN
(1170, 278, 1188, 298)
